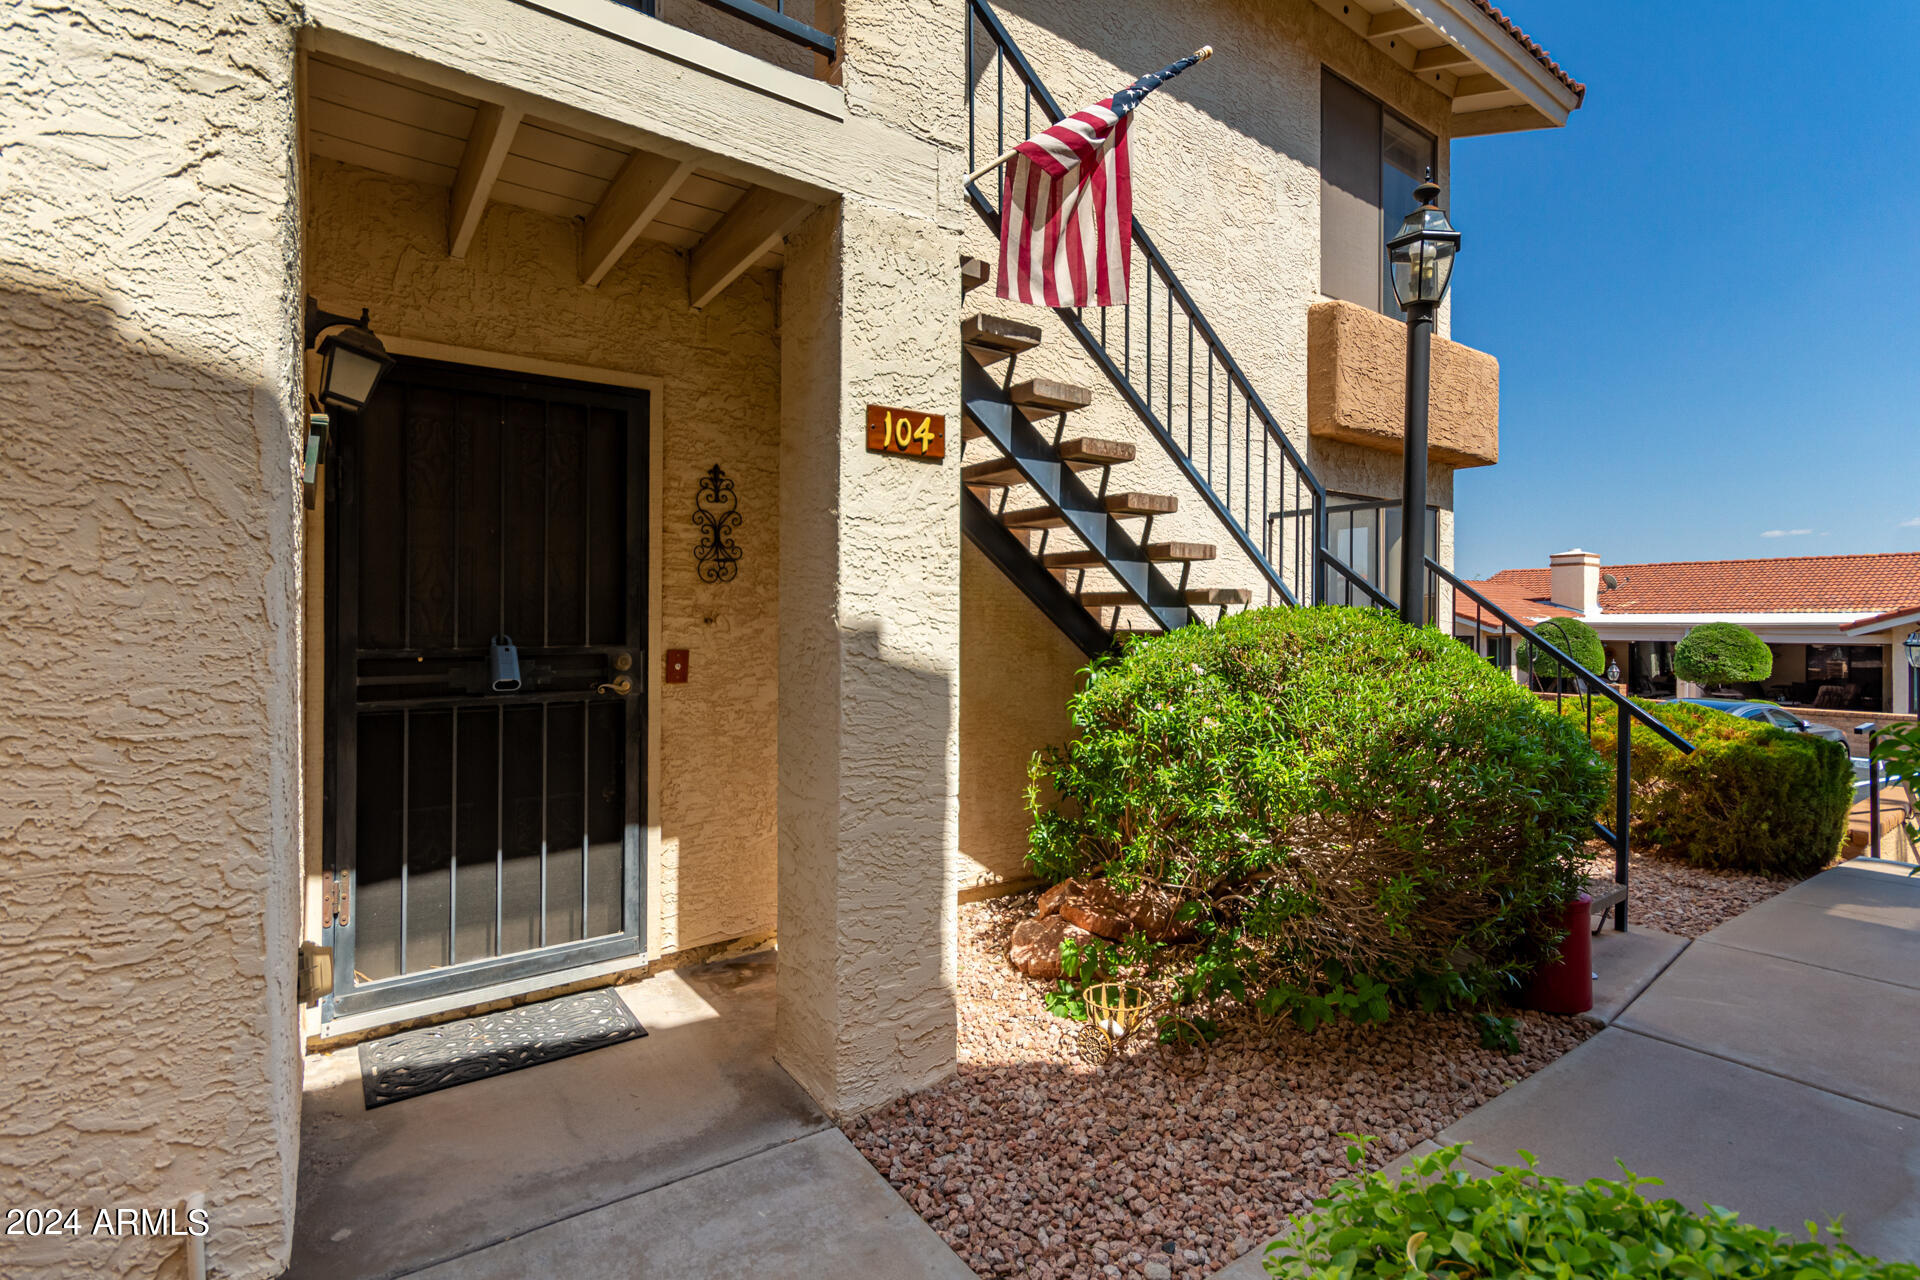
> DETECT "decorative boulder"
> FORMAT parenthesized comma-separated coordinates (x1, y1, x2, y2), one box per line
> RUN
(1057, 880, 1194, 943)
(1034, 878, 1078, 919)
(1008, 916, 1092, 979)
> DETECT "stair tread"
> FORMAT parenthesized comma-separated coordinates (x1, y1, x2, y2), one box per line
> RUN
(1058, 437, 1135, 464)
(1010, 378, 1094, 412)
(961, 257, 991, 293)
(959, 438, 1135, 486)
(1078, 586, 1249, 606)
(962, 313, 1041, 355)
(1041, 541, 1217, 567)
(999, 492, 1178, 528)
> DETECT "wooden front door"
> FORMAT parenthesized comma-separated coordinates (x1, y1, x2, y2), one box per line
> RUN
(324, 358, 647, 1019)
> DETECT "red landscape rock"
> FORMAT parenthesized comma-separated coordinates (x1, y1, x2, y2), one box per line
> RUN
(1056, 879, 1194, 942)
(1033, 878, 1078, 919)
(1007, 916, 1091, 979)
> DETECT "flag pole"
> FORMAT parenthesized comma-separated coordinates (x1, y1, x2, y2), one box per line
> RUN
(961, 46, 1213, 189)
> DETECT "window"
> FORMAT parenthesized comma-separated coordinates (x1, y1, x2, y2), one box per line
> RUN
(1320, 70, 1438, 318)
(1323, 493, 1438, 607)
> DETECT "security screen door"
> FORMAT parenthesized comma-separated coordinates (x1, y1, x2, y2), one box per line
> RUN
(324, 358, 646, 1019)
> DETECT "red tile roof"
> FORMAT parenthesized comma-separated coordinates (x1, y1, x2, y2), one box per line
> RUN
(1469, 2, 1585, 102)
(1452, 578, 1574, 630)
(1472, 552, 1920, 619)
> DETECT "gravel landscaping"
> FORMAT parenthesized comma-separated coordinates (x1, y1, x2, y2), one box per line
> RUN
(846, 892, 1597, 1279)
(1582, 845, 1801, 938)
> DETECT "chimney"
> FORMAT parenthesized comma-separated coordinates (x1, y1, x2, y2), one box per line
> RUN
(1549, 549, 1601, 615)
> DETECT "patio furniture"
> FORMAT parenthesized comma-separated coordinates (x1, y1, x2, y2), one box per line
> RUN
(1812, 683, 1859, 709)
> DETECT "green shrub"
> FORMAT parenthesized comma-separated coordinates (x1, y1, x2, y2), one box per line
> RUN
(1026, 607, 1609, 1026)
(1515, 616, 1604, 682)
(1264, 1139, 1916, 1279)
(1551, 696, 1852, 877)
(1675, 621, 1774, 687)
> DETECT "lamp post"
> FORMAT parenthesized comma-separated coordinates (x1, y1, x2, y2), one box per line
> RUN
(1387, 173, 1460, 627)
(1906, 629, 1920, 723)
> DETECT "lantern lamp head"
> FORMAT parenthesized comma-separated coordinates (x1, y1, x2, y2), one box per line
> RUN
(1905, 629, 1920, 670)
(1387, 172, 1461, 310)
(305, 297, 395, 414)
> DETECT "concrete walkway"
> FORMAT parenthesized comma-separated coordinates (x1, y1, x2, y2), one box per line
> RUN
(285, 953, 971, 1279)
(1222, 858, 1920, 1277)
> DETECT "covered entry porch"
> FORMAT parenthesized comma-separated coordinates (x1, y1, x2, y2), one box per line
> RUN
(296, 0, 962, 1128)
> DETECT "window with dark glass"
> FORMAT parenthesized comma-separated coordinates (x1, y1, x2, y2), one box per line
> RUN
(1323, 492, 1438, 607)
(1320, 70, 1438, 318)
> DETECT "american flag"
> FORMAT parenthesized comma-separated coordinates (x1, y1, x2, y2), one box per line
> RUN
(996, 50, 1208, 309)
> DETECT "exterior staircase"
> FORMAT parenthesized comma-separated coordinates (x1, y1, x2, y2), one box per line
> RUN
(958, 0, 1694, 933)
(957, 271, 1250, 656)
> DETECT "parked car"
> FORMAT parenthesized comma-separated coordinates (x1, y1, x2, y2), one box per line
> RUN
(1660, 697, 1849, 746)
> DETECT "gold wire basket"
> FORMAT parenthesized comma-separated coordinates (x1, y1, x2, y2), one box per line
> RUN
(1075, 982, 1154, 1065)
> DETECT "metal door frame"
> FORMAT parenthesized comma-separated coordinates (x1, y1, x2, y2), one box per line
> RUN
(322, 357, 648, 1021)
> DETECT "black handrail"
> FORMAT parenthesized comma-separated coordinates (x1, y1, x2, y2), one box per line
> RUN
(623, 0, 836, 59)
(964, 0, 1325, 606)
(1430, 558, 1695, 934)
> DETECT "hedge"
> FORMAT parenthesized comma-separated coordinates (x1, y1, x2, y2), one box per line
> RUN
(1516, 616, 1604, 682)
(1550, 695, 1852, 877)
(1675, 621, 1774, 687)
(1026, 606, 1609, 1024)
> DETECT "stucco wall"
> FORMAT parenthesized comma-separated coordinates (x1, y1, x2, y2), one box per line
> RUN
(0, 3, 305, 1277)
(957, 540, 1087, 888)
(777, 193, 964, 1116)
(303, 157, 783, 965)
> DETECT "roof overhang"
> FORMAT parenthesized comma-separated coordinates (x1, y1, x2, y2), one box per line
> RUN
(1572, 613, 1904, 645)
(1313, 0, 1584, 136)
(1845, 607, 1920, 638)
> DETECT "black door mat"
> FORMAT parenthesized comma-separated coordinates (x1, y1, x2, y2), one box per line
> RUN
(358, 989, 647, 1108)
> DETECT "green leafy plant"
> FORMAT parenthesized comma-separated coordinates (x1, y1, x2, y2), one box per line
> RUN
(1674, 621, 1774, 689)
(1473, 1012, 1520, 1053)
(1027, 607, 1608, 1028)
(1264, 1139, 1919, 1279)
(1515, 616, 1605, 683)
(1553, 697, 1853, 877)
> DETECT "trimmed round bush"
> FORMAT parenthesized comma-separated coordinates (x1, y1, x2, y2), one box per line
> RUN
(1553, 697, 1852, 877)
(1675, 621, 1774, 687)
(1026, 607, 1610, 1015)
(1516, 615, 1604, 682)
(1265, 1141, 1918, 1279)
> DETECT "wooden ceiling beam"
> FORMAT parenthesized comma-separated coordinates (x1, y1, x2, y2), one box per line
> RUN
(448, 101, 521, 259)
(1368, 9, 1425, 38)
(1413, 44, 1478, 72)
(688, 186, 813, 309)
(580, 149, 699, 288)
(1452, 73, 1507, 98)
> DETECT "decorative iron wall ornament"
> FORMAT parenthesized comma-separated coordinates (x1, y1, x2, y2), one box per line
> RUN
(692, 463, 742, 583)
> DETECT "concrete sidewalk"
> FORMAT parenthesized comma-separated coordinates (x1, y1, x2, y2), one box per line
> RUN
(1220, 859, 1920, 1278)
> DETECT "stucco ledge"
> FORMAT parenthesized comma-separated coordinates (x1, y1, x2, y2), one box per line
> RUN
(1307, 299, 1499, 469)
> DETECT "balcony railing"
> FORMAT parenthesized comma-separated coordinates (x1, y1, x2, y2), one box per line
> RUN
(624, 0, 836, 61)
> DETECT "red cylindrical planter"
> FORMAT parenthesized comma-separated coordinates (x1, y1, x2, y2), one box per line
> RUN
(1520, 893, 1593, 1015)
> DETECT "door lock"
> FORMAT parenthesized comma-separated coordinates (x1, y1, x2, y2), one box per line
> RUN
(596, 676, 634, 696)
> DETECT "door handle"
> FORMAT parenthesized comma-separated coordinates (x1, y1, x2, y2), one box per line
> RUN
(596, 676, 633, 696)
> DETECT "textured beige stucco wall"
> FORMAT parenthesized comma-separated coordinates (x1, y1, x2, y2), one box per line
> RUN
(1308, 298, 1499, 467)
(957, 541, 1085, 889)
(0, 3, 305, 1278)
(303, 158, 783, 962)
(777, 192, 964, 1117)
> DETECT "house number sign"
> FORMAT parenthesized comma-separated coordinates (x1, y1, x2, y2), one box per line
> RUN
(865, 405, 945, 461)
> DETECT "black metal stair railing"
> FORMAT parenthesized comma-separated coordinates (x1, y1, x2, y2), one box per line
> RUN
(1324, 547, 1697, 930)
(964, 0, 1325, 608)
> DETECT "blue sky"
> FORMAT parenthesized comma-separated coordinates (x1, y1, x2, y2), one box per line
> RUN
(1447, 2, 1920, 580)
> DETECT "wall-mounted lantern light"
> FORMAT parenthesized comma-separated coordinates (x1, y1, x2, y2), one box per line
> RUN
(1906, 629, 1920, 669)
(304, 297, 395, 414)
